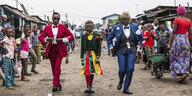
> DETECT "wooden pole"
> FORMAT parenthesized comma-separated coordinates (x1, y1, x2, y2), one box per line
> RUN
(66, 13, 68, 25)
(187, 2, 191, 12)
(16, 0, 18, 8)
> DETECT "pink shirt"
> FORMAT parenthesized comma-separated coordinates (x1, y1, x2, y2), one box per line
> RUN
(3, 36, 15, 59)
(21, 38, 29, 52)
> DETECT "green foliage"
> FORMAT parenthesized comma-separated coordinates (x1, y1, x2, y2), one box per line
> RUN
(113, 16, 121, 25)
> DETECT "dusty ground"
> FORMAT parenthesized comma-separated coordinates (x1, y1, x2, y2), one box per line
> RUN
(0, 42, 192, 96)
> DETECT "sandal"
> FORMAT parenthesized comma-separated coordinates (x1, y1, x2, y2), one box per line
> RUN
(12, 84, 21, 88)
(5, 86, 15, 90)
(66, 59, 69, 64)
(21, 78, 30, 82)
(178, 75, 187, 83)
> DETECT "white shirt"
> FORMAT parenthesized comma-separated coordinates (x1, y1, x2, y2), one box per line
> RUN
(153, 25, 159, 31)
(138, 25, 142, 30)
(70, 29, 76, 40)
(37, 30, 40, 35)
(123, 25, 130, 38)
(3, 36, 15, 59)
(52, 24, 58, 44)
(45, 24, 69, 44)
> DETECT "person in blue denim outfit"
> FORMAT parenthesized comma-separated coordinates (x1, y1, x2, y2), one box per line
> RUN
(107, 12, 143, 94)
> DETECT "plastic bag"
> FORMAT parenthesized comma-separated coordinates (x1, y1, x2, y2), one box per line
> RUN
(14, 59, 22, 76)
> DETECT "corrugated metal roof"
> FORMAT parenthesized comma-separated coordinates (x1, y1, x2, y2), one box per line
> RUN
(102, 13, 120, 20)
(144, 5, 192, 13)
(1, 4, 45, 23)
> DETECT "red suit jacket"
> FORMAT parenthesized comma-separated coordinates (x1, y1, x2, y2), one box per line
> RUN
(39, 24, 74, 57)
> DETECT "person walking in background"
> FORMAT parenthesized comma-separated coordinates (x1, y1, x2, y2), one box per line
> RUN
(105, 24, 112, 55)
(107, 12, 143, 94)
(37, 24, 43, 62)
(18, 29, 31, 82)
(80, 20, 103, 93)
(153, 19, 160, 54)
(39, 12, 74, 92)
(100, 29, 104, 46)
(143, 23, 156, 70)
(141, 24, 148, 70)
(70, 26, 76, 52)
(37, 24, 43, 35)
(168, 6, 192, 83)
(159, 24, 170, 54)
(135, 20, 143, 64)
(64, 24, 71, 64)
(31, 26, 39, 74)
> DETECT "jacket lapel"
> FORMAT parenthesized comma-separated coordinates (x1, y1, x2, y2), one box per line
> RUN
(84, 34, 87, 51)
(49, 24, 54, 37)
(130, 24, 136, 36)
(116, 24, 123, 41)
(93, 32, 96, 46)
(129, 24, 138, 45)
(57, 24, 61, 38)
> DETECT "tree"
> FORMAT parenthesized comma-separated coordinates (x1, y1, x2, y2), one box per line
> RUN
(113, 16, 121, 25)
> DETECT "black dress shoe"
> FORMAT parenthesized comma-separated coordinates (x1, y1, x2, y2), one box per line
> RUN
(31, 70, 38, 74)
(84, 85, 91, 93)
(117, 82, 122, 90)
(52, 86, 60, 92)
(123, 90, 133, 94)
(58, 86, 62, 91)
(2, 81, 5, 86)
(24, 72, 32, 76)
(90, 85, 94, 93)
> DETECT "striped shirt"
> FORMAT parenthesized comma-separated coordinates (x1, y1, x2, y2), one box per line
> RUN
(31, 34, 39, 46)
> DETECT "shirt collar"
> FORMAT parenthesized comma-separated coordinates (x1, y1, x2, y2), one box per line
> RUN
(123, 24, 129, 28)
(4, 35, 12, 41)
(123, 24, 130, 29)
(87, 32, 93, 34)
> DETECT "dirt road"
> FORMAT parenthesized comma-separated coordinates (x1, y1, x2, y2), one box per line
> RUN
(0, 43, 192, 96)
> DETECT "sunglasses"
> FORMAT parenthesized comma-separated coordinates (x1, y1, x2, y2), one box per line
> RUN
(53, 18, 60, 20)
(121, 18, 130, 20)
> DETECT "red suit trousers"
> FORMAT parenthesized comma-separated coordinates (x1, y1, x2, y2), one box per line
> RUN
(85, 75, 94, 86)
(48, 44, 63, 87)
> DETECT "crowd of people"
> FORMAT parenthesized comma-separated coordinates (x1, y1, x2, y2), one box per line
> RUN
(0, 5, 191, 95)
(132, 6, 192, 85)
(106, 6, 191, 94)
(0, 13, 76, 90)
(0, 15, 46, 89)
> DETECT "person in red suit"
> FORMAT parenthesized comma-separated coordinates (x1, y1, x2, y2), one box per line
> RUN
(39, 12, 74, 92)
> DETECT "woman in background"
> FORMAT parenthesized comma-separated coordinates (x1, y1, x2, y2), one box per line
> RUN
(168, 6, 192, 83)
